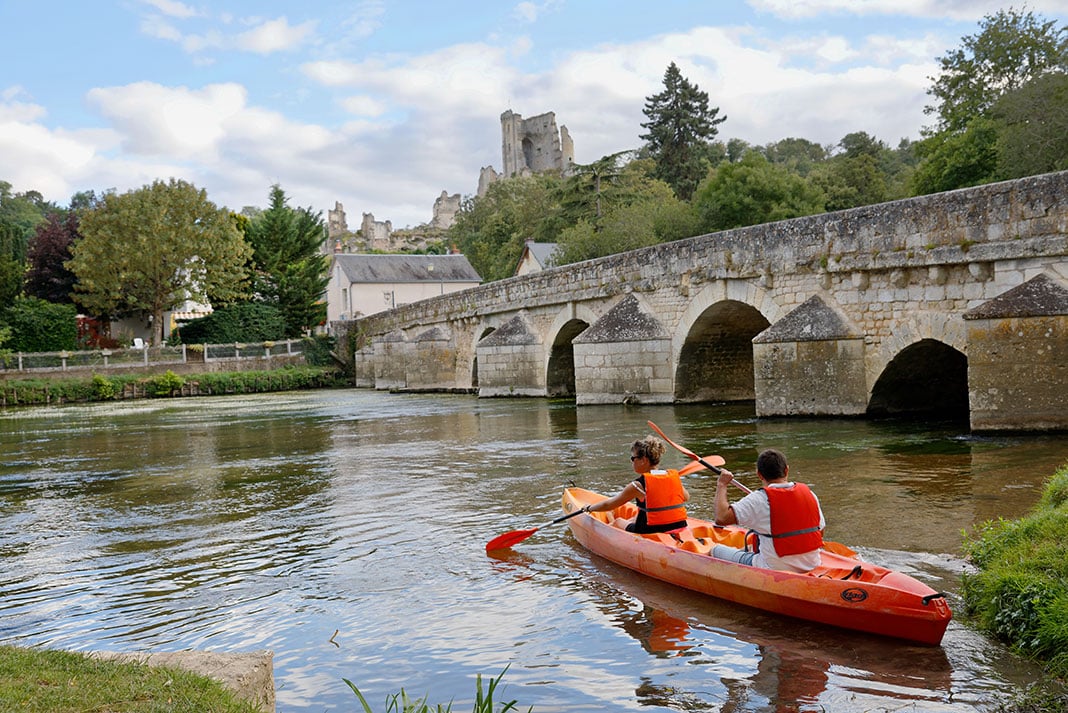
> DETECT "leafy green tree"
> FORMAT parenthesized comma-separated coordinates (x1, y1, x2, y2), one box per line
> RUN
(992, 72, 1068, 178)
(640, 62, 726, 200)
(243, 185, 329, 337)
(25, 212, 79, 304)
(692, 151, 825, 232)
(558, 151, 637, 227)
(925, 8, 1067, 135)
(909, 119, 1000, 195)
(1, 296, 77, 352)
(69, 178, 251, 346)
(555, 163, 697, 264)
(448, 173, 563, 281)
(0, 225, 25, 307)
(762, 137, 827, 176)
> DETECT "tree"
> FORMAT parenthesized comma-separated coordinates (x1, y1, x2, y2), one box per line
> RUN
(69, 178, 251, 346)
(992, 72, 1068, 178)
(558, 150, 637, 227)
(25, 212, 79, 304)
(692, 151, 825, 232)
(448, 173, 563, 281)
(909, 119, 1000, 195)
(555, 160, 698, 264)
(762, 137, 827, 176)
(1, 296, 78, 352)
(925, 8, 1067, 135)
(640, 62, 726, 200)
(243, 185, 329, 337)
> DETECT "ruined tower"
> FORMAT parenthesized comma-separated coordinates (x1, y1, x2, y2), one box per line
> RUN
(500, 110, 574, 177)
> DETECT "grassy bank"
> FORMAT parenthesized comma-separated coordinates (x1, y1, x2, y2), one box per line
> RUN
(0, 645, 260, 712)
(0, 365, 349, 407)
(962, 463, 1068, 707)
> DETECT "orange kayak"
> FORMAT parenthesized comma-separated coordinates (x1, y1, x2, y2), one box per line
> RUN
(562, 487, 952, 646)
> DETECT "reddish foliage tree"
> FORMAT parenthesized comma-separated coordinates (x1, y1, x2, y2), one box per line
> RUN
(25, 211, 79, 305)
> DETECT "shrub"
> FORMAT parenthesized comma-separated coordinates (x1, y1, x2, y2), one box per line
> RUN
(146, 370, 185, 397)
(91, 374, 117, 400)
(1, 296, 78, 352)
(177, 302, 286, 344)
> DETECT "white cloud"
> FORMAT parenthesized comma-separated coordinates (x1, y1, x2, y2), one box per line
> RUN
(86, 82, 247, 160)
(339, 95, 390, 117)
(302, 43, 520, 117)
(747, 0, 1068, 21)
(235, 17, 317, 54)
(139, 0, 199, 20)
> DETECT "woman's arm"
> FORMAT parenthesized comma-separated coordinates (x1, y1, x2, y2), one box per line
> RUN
(586, 481, 642, 514)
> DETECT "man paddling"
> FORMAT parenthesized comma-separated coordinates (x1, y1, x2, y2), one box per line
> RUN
(712, 449, 825, 572)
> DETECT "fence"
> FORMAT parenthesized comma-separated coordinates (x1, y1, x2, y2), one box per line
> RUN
(0, 339, 306, 374)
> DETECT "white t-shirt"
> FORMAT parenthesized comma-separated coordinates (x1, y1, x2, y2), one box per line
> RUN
(731, 483, 825, 572)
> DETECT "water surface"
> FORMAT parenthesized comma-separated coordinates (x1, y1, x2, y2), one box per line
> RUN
(1, 390, 1066, 711)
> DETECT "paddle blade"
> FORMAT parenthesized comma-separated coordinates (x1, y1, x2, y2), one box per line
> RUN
(822, 540, 860, 558)
(647, 420, 700, 459)
(679, 454, 726, 476)
(485, 528, 538, 552)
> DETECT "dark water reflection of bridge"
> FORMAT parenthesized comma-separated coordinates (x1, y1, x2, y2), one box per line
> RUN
(1, 390, 1065, 711)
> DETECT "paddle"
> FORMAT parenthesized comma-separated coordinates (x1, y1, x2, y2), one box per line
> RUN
(485, 454, 723, 552)
(485, 509, 586, 551)
(647, 420, 859, 558)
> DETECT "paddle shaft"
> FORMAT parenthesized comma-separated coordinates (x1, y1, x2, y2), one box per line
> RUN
(647, 420, 752, 493)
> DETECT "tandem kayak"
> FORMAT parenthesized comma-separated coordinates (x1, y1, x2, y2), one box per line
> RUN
(561, 487, 952, 646)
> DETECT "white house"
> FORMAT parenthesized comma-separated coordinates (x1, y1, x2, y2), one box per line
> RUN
(514, 240, 559, 276)
(326, 253, 482, 321)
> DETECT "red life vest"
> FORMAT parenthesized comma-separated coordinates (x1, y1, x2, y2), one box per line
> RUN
(764, 483, 823, 556)
(641, 470, 687, 526)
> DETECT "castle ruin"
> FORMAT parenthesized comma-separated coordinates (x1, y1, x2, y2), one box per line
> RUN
(500, 110, 574, 178)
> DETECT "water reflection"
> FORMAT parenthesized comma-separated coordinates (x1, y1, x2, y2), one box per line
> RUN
(2, 391, 1067, 711)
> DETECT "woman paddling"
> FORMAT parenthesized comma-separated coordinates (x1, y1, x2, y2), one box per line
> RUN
(584, 435, 689, 533)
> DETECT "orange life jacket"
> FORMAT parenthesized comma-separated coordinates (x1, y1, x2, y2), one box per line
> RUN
(764, 483, 823, 556)
(640, 470, 687, 526)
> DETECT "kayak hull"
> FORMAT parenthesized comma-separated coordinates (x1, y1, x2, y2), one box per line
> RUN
(562, 487, 951, 646)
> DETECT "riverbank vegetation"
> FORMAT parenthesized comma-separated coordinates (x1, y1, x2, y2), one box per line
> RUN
(346, 669, 529, 713)
(0, 645, 260, 712)
(961, 463, 1068, 695)
(0, 365, 347, 407)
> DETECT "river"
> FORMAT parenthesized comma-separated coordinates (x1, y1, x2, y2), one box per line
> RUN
(2, 389, 1066, 711)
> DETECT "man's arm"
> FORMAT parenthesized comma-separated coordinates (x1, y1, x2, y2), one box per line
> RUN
(714, 469, 737, 525)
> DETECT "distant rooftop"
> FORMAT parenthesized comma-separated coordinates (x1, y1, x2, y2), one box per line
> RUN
(333, 253, 482, 284)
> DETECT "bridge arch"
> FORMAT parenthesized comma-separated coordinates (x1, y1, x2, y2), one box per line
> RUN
(545, 303, 597, 398)
(470, 326, 495, 389)
(673, 281, 781, 403)
(868, 338, 968, 419)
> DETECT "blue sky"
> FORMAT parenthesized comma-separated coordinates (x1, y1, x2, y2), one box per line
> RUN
(2, 1, 1066, 228)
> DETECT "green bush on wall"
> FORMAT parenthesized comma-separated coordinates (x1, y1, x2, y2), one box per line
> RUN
(176, 303, 287, 344)
(1, 297, 78, 352)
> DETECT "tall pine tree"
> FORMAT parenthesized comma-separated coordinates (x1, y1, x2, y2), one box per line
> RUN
(244, 185, 329, 337)
(640, 62, 726, 200)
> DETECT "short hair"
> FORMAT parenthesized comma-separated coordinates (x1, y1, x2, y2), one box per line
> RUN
(756, 449, 788, 481)
(632, 436, 665, 466)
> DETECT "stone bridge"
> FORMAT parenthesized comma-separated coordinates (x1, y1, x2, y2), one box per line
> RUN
(334, 171, 1068, 432)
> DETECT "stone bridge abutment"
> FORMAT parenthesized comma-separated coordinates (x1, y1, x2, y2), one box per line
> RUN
(335, 172, 1068, 432)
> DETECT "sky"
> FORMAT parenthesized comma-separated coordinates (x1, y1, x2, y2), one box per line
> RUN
(2, 1, 1067, 229)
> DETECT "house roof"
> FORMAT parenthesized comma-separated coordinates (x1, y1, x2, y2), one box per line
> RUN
(526, 242, 558, 268)
(332, 253, 482, 284)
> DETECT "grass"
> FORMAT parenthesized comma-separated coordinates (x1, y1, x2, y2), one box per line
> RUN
(0, 645, 262, 712)
(961, 463, 1068, 682)
(344, 668, 531, 713)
